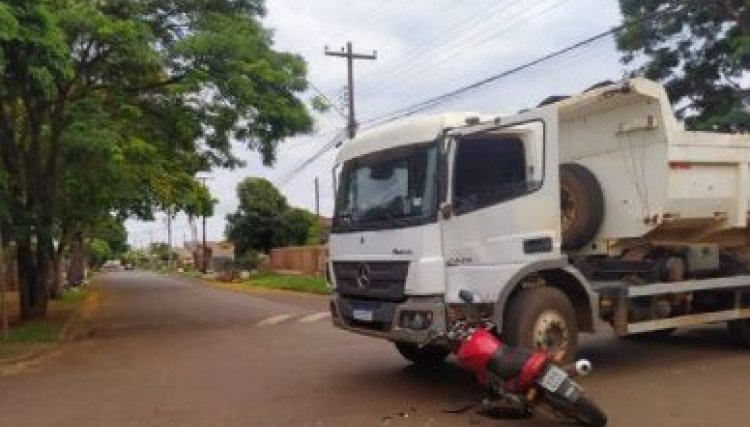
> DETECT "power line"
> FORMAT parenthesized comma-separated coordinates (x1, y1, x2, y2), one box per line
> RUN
(358, 0, 573, 98)
(355, 0, 516, 90)
(279, 1, 685, 184)
(308, 80, 347, 120)
(361, 2, 680, 128)
(355, 0, 545, 91)
(276, 130, 346, 186)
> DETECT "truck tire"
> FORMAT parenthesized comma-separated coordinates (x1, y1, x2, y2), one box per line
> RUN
(728, 319, 750, 348)
(504, 287, 578, 364)
(560, 163, 604, 251)
(394, 342, 450, 365)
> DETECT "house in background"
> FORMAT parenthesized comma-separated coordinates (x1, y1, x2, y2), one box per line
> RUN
(173, 247, 194, 268)
(184, 241, 235, 271)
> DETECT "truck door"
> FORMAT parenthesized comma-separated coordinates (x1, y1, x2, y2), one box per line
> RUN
(441, 112, 561, 303)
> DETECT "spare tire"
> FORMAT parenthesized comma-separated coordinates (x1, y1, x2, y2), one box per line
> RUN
(560, 163, 604, 251)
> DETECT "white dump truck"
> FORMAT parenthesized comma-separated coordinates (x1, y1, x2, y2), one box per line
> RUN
(327, 78, 750, 363)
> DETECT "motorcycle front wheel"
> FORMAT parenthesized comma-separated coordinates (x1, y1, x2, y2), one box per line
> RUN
(542, 392, 607, 427)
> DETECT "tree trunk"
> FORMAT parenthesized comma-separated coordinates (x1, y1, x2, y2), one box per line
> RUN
(48, 232, 70, 300)
(38, 235, 56, 302)
(48, 252, 63, 300)
(17, 237, 48, 320)
(67, 232, 85, 286)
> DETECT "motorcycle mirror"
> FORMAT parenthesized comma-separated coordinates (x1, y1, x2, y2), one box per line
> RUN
(458, 289, 475, 304)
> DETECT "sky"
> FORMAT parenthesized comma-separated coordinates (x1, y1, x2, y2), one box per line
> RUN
(126, 0, 626, 249)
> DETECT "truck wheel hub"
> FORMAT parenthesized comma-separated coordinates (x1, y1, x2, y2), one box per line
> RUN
(533, 310, 569, 359)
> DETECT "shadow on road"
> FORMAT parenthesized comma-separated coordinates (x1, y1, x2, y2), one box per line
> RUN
(578, 325, 746, 376)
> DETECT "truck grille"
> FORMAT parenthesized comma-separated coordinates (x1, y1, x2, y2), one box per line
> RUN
(333, 261, 409, 301)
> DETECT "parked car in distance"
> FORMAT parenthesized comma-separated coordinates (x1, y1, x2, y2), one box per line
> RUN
(101, 260, 124, 272)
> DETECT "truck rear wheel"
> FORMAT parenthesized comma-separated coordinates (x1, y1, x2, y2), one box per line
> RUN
(560, 163, 604, 251)
(504, 287, 578, 364)
(394, 342, 450, 365)
(728, 319, 750, 348)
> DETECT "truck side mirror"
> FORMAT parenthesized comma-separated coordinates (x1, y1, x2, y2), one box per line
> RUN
(440, 202, 453, 219)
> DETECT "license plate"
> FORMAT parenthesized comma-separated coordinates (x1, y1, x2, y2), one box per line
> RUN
(352, 309, 373, 322)
(539, 365, 568, 393)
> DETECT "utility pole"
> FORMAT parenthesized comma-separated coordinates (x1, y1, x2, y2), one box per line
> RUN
(314, 177, 320, 217)
(202, 215, 207, 273)
(325, 41, 377, 139)
(166, 208, 173, 269)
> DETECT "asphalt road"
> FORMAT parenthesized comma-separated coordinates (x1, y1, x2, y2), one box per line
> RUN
(1, 272, 750, 427)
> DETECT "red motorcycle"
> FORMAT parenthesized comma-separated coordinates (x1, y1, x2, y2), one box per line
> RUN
(433, 290, 607, 426)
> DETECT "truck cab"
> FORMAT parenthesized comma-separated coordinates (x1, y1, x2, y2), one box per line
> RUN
(327, 107, 585, 360)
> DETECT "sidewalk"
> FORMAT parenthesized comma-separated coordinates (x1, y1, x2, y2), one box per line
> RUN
(0, 287, 93, 373)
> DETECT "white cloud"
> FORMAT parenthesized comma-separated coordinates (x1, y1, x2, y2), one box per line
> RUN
(127, 0, 625, 248)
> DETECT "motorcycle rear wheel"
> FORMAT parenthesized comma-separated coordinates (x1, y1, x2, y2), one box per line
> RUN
(543, 393, 607, 427)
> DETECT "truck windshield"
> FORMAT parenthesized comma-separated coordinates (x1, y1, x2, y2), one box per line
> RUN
(333, 142, 439, 232)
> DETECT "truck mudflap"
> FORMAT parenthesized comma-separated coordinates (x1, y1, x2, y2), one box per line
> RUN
(330, 292, 448, 343)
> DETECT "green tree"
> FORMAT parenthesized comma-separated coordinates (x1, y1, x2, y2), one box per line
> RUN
(64, 214, 128, 295)
(283, 207, 316, 246)
(88, 216, 129, 258)
(0, 1, 314, 318)
(617, 1, 750, 131)
(149, 242, 173, 263)
(226, 177, 288, 254)
(87, 239, 111, 268)
(121, 249, 149, 268)
(225, 177, 319, 255)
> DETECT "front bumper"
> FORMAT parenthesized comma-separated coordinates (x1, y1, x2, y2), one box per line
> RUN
(330, 292, 447, 343)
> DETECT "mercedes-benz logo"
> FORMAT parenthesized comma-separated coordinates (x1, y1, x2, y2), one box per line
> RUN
(356, 263, 371, 289)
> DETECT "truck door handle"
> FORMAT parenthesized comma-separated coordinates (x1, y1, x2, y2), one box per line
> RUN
(523, 237, 552, 254)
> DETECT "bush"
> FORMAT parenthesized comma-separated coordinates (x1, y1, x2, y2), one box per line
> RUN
(88, 239, 112, 268)
(235, 250, 262, 271)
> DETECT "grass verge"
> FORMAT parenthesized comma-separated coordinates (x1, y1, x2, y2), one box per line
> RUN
(245, 272, 329, 295)
(0, 287, 88, 364)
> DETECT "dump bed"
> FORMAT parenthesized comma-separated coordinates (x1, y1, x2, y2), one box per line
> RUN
(555, 79, 750, 251)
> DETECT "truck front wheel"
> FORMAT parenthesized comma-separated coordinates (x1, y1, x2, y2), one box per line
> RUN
(394, 342, 450, 365)
(503, 287, 578, 364)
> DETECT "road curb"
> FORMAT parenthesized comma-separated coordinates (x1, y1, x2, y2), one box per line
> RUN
(202, 278, 329, 299)
(0, 289, 95, 375)
(58, 301, 86, 342)
(169, 272, 318, 297)
(0, 344, 57, 368)
(59, 287, 101, 342)
(0, 287, 100, 374)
